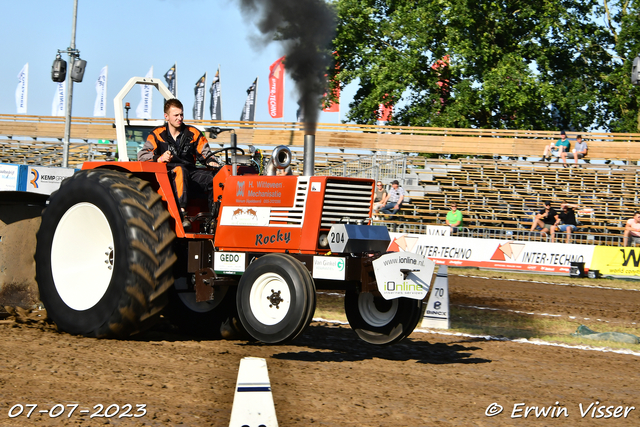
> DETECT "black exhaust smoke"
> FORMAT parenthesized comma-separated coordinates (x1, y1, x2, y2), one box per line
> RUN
(237, 0, 336, 135)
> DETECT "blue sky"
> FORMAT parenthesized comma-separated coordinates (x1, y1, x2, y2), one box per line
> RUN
(1, 0, 355, 123)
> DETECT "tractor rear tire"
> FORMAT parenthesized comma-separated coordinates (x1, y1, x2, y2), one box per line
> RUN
(236, 253, 315, 344)
(35, 169, 176, 338)
(344, 291, 423, 345)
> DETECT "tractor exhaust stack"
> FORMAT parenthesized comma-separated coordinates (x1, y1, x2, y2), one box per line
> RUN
(303, 134, 315, 176)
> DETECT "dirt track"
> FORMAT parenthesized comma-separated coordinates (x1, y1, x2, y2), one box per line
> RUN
(0, 275, 639, 426)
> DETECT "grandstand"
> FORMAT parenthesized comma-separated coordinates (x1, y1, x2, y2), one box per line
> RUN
(0, 114, 116, 166)
(311, 150, 640, 246)
(1, 114, 639, 246)
(373, 157, 639, 246)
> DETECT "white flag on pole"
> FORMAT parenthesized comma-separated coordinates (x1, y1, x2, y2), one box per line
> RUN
(16, 63, 28, 114)
(51, 81, 66, 116)
(136, 66, 153, 119)
(93, 66, 108, 117)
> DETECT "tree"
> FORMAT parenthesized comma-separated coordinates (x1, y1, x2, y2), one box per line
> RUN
(599, 0, 640, 132)
(331, 0, 639, 131)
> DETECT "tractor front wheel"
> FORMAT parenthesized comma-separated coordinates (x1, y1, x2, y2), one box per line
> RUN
(236, 254, 315, 344)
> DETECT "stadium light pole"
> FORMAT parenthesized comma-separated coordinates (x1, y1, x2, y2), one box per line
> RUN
(62, 0, 79, 168)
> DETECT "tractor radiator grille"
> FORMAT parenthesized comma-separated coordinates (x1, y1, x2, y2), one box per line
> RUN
(268, 177, 309, 227)
(321, 179, 374, 227)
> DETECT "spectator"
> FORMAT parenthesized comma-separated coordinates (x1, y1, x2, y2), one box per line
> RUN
(530, 200, 557, 238)
(542, 130, 570, 166)
(379, 180, 405, 215)
(623, 212, 640, 246)
(572, 135, 588, 165)
(372, 181, 387, 219)
(446, 202, 463, 234)
(550, 201, 579, 243)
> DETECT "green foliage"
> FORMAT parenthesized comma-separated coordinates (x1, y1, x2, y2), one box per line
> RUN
(599, 0, 640, 131)
(330, 0, 640, 132)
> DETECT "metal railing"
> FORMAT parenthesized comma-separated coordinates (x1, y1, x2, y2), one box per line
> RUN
(316, 152, 407, 182)
(376, 221, 625, 246)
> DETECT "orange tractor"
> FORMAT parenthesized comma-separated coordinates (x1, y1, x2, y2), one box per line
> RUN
(34, 77, 434, 345)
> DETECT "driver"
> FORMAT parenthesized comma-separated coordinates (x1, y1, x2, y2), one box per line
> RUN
(138, 98, 220, 229)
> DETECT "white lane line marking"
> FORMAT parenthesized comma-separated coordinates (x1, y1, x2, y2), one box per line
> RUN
(457, 274, 640, 292)
(311, 318, 640, 358)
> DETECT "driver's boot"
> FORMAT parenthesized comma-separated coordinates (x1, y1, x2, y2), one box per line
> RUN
(180, 208, 192, 231)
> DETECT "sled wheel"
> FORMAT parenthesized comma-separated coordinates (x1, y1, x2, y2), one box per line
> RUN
(35, 169, 176, 338)
(163, 277, 235, 339)
(344, 291, 423, 345)
(236, 254, 315, 344)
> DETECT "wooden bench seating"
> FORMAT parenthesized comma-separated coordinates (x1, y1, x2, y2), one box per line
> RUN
(1, 114, 639, 161)
(0, 138, 116, 166)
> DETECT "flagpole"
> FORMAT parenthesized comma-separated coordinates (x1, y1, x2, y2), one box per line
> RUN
(149, 66, 154, 117)
(175, 62, 178, 98)
(255, 76, 259, 121)
(203, 72, 207, 121)
(219, 65, 222, 120)
(62, 0, 79, 168)
(24, 64, 29, 114)
(103, 66, 108, 117)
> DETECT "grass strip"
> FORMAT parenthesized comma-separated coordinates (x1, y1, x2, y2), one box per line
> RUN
(450, 267, 640, 291)
(313, 269, 640, 351)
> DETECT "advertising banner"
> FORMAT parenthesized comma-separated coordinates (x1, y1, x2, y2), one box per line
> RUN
(240, 78, 257, 122)
(426, 225, 451, 236)
(0, 164, 20, 191)
(389, 233, 596, 274)
(376, 95, 393, 126)
(51, 81, 65, 116)
(268, 56, 285, 119)
(16, 63, 28, 114)
(136, 66, 153, 119)
(164, 63, 177, 96)
(228, 176, 297, 207)
(214, 252, 246, 275)
(323, 55, 340, 113)
(93, 66, 108, 117)
(193, 73, 206, 120)
(220, 206, 270, 226)
(372, 252, 434, 300)
(313, 256, 346, 280)
(322, 86, 340, 113)
(25, 166, 76, 195)
(209, 68, 222, 120)
(590, 246, 640, 277)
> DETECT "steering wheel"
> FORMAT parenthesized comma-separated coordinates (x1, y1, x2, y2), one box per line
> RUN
(206, 146, 245, 166)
